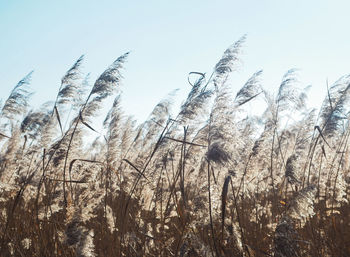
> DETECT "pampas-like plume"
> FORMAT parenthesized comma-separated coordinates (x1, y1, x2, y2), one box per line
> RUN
(52, 56, 86, 134)
(293, 109, 316, 155)
(178, 73, 213, 123)
(1, 71, 33, 122)
(104, 95, 122, 134)
(274, 185, 317, 256)
(276, 69, 298, 111)
(285, 154, 300, 185)
(104, 95, 123, 170)
(275, 69, 309, 117)
(56, 55, 85, 106)
(83, 52, 129, 119)
(213, 35, 246, 88)
(287, 184, 317, 224)
(320, 75, 350, 137)
(59, 53, 128, 204)
(103, 95, 122, 129)
(141, 90, 177, 148)
(20, 103, 51, 141)
(234, 70, 263, 107)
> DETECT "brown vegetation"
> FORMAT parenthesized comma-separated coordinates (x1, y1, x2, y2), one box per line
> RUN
(0, 36, 349, 256)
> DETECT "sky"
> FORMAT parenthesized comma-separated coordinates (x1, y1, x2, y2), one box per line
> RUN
(1, 0, 350, 123)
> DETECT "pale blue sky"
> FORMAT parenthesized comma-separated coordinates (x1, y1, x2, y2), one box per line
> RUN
(1, 0, 350, 122)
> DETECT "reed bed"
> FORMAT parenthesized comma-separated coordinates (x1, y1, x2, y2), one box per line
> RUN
(0, 36, 349, 256)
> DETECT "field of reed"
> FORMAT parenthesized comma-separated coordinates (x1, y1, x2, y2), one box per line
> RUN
(0, 36, 349, 256)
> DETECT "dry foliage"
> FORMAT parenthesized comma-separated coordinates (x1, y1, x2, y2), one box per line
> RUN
(0, 37, 349, 256)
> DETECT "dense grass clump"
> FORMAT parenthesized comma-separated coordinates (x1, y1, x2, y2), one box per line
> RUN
(0, 37, 349, 256)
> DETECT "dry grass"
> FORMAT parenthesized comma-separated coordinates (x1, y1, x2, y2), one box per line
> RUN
(0, 37, 349, 256)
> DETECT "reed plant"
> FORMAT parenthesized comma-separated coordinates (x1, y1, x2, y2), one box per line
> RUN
(0, 36, 349, 256)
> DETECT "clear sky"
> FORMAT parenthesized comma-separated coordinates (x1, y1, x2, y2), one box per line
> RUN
(1, 0, 350, 122)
